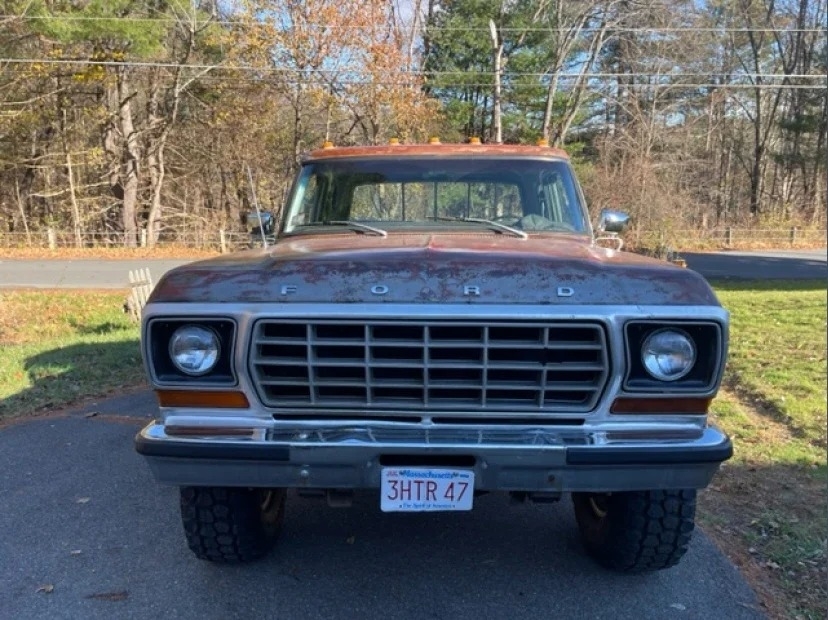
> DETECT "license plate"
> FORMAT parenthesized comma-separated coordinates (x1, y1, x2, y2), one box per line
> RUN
(380, 468, 475, 512)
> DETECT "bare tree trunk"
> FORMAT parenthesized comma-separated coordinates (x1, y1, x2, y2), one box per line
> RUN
(489, 19, 503, 144)
(116, 67, 140, 247)
(14, 178, 32, 246)
(145, 14, 201, 247)
(66, 152, 82, 248)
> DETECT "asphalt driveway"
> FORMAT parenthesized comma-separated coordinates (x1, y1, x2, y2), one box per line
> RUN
(0, 393, 764, 620)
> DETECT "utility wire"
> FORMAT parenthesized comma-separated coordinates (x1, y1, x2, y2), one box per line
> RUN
(1, 57, 825, 82)
(1, 14, 826, 33)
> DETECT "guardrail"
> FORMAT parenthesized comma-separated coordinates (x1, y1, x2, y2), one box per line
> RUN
(0, 227, 824, 252)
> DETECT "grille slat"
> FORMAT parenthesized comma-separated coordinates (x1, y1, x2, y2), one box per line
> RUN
(250, 320, 609, 414)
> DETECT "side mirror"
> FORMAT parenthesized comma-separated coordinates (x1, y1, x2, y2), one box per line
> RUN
(245, 211, 275, 235)
(597, 209, 630, 234)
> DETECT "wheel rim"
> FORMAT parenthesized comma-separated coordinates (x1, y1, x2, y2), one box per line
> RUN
(588, 495, 609, 519)
(259, 489, 276, 512)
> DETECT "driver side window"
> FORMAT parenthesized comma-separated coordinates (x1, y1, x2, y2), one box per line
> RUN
(289, 175, 320, 227)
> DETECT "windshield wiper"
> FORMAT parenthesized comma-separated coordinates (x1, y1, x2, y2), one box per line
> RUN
(432, 216, 528, 240)
(323, 221, 388, 237)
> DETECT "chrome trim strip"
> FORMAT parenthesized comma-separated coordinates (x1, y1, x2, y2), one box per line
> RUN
(136, 422, 730, 491)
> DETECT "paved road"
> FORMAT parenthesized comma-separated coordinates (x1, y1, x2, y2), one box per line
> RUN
(0, 248, 825, 289)
(680, 249, 826, 280)
(0, 393, 763, 620)
(0, 259, 187, 289)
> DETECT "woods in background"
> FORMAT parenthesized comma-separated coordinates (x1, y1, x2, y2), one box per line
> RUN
(0, 0, 825, 247)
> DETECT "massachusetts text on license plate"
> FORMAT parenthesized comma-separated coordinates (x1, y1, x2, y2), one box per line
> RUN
(380, 468, 475, 512)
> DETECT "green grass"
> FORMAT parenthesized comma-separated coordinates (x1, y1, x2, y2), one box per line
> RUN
(0, 291, 142, 419)
(712, 280, 827, 459)
(705, 279, 827, 620)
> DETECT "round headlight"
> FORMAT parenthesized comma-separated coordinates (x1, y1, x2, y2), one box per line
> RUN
(641, 329, 696, 381)
(169, 325, 220, 376)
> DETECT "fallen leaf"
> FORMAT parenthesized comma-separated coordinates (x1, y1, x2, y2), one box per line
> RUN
(670, 603, 687, 611)
(76, 497, 90, 504)
(69, 550, 82, 556)
(83, 411, 99, 418)
(345, 536, 355, 545)
(36, 584, 54, 594)
(85, 591, 128, 602)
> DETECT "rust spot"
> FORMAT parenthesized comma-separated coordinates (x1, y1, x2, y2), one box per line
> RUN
(148, 234, 720, 307)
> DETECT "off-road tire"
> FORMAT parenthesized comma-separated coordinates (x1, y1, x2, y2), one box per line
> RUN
(572, 489, 696, 573)
(180, 486, 286, 562)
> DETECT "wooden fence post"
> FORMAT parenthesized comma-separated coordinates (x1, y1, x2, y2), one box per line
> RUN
(790, 226, 798, 245)
(725, 226, 732, 247)
(127, 268, 154, 322)
(219, 229, 227, 254)
(47, 228, 56, 250)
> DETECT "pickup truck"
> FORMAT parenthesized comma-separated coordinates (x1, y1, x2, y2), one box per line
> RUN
(135, 140, 732, 572)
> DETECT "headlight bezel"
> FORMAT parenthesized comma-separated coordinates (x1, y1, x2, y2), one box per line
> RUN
(146, 317, 237, 386)
(623, 321, 723, 393)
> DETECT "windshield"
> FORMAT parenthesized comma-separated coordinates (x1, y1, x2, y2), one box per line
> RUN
(281, 157, 589, 235)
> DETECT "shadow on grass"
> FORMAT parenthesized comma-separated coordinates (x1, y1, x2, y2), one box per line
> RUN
(68, 318, 132, 336)
(0, 339, 143, 419)
(699, 461, 827, 619)
(722, 374, 815, 445)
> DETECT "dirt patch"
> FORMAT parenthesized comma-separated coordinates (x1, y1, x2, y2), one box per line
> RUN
(701, 390, 828, 620)
(701, 465, 827, 619)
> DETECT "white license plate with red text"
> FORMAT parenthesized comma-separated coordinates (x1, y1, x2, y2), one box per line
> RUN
(380, 468, 475, 512)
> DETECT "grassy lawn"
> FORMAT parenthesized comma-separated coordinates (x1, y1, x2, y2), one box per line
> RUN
(0, 282, 825, 617)
(702, 280, 827, 620)
(0, 290, 143, 419)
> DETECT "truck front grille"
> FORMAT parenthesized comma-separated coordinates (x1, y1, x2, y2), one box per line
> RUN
(249, 320, 610, 414)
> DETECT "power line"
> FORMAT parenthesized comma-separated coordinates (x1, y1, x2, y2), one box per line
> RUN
(2, 57, 825, 83)
(1, 14, 826, 34)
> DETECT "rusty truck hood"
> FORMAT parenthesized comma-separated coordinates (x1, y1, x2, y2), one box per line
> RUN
(148, 233, 719, 306)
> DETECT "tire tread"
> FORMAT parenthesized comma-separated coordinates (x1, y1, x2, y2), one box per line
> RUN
(573, 489, 697, 573)
(180, 487, 284, 563)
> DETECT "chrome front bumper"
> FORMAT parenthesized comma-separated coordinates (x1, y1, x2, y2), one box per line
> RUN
(135, 422, 732, 492)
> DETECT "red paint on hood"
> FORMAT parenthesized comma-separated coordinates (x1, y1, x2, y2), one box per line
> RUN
(148, 233, 720, 306)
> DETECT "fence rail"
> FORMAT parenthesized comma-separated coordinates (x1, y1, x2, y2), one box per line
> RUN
(634, 226, 826, 247)
(0, 226, 824, 252)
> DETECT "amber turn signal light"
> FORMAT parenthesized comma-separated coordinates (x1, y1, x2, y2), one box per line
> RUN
(610, 397, 711, 415)
(155, 390, 250, 409)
